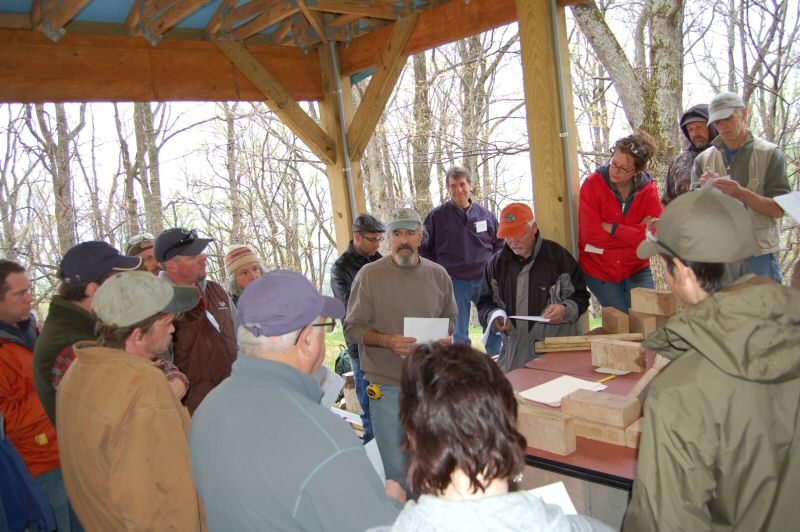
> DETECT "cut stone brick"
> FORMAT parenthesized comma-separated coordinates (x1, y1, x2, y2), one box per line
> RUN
(591, 338, 646, 373)
(573, 418, 626, 446)
(630, 287, 678, 316)
(561, 389, 641, 427)
(602, 307, 630, 334)
(516, 401, 576, 456)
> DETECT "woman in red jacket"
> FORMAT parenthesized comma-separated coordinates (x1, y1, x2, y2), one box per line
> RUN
(579, 132, 663, 312)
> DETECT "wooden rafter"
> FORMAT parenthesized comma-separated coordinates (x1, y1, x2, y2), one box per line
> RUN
(205, 0, 238, 38)
(214, 39, 336, 165)
(30, 0, 91, 41)
(308, 0, 397, 20)
(130, 0, 212, 43)
(347, 12, 419, 161)
(327, 13, 360, 29)
(231, 1, 298, 41)
(296, 0, 327, 45)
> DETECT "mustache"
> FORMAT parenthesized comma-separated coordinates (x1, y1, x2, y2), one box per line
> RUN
(397, 244, 414, 251)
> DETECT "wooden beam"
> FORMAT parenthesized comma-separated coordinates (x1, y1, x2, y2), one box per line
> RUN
(309, 0, 397, 20)
(338, 0, 516, 76)
(296, 0, 327, 45)
(0, 13, 32, 30)
(205, 0, 238, 38)
(318, 42, 366, 254)
(214, 39, 336, 165)
(347, 12, 418, 161)
(0, 29, 323, 102)
(31, 0, 92, 40)
(231, 0, 298, 41)
(516, 0, 573, 249)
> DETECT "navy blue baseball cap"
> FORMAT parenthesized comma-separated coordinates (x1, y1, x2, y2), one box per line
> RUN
(154, 228, 213, 262)
(59, 241, 142, 285)
(238, 270, 345, 337)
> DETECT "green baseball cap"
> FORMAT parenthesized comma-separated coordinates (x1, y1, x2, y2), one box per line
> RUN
(387, 207, 422, 232)
(92, 271, 200, 327)
(636, 190, 756, 263)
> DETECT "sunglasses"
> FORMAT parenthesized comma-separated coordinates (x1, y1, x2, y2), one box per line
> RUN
(126, 232, 156, 248)
(612, 142, 647, 160)
(164, 229, 198, 258)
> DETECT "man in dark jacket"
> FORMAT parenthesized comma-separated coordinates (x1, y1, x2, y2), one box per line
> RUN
(477, 203, 590, 372)
(330, 213, 385, 442)
(661, 104, 718, 205)
(624, 191, 800, 530)
(156, 228, 238, 414)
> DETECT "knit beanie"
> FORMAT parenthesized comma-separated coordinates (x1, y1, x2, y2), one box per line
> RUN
(224, 245, 259, 277)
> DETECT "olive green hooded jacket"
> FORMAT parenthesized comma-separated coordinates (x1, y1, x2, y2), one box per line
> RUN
(624, 275, 800, 531)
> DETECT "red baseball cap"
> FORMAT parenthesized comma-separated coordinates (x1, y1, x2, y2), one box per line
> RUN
(497, 203, 534, 238)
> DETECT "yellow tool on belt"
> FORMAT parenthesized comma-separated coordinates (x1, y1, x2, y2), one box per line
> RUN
(366, 384, 382, 400)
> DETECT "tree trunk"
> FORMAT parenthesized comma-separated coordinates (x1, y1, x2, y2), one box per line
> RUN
(412, 52, 433, 215)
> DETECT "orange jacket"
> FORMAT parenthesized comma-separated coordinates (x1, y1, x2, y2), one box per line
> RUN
(0, 338, 60, 477)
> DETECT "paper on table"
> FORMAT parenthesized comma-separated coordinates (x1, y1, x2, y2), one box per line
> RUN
(364, 438, 386, 485)
(313, 365, 344, 409)
(775, 191, 800, 222)
(518, 375, 607, 407)
(595, 367, 631, 376)
(529, 482, 577, 515)
(404, 317, 448, 344)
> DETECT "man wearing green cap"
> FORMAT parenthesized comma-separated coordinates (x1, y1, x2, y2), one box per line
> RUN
(623, 191, 800, 531)
(56, 271, 206, 531)
(691, 91, 791, 283)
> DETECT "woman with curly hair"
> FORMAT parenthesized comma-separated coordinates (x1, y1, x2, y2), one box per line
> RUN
(579, 132, 664, 312)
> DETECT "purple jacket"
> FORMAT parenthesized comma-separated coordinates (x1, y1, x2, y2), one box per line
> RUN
(419, 199, 503, 281)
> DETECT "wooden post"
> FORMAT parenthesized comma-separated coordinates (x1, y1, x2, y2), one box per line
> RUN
(516, 0, 579, 250)
(318, 43, 366, 254)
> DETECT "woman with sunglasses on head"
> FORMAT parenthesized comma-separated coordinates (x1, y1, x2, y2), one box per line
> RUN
(578, 132, 663, 313)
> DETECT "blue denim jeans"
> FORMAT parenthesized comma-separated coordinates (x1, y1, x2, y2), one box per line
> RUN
(585, 267, 655, 313)
(368, 384, 408, 491)
(452, 278, 502, 355)
(749, 253, 783, 284)
(349, 353, 373, 443)
(33, 468, 84, 532)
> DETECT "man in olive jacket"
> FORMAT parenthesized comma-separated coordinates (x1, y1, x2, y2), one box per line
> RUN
(624, 191, 800, 531)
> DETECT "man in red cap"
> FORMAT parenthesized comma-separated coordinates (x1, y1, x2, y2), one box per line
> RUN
(477, 203, 589, 371)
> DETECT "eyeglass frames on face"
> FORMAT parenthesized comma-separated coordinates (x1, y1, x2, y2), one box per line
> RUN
(312, 321, 337, 333)
(645, 220, 681, 260)
(610, 161, 636, 174)
(361, 235, 384, 243)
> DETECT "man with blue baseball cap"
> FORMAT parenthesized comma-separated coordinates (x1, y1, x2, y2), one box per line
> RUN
(190, 270, 405, 531)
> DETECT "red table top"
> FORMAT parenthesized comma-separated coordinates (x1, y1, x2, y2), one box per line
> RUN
(507, 348, 655, 486)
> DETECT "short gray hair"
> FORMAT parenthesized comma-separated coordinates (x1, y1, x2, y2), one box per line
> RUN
(236, 315, 323, 357)
(445, 165, 471, 186)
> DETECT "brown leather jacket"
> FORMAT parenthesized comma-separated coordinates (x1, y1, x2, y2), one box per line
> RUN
(170, 278, 237, 414)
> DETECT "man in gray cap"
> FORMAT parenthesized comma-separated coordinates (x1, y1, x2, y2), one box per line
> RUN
(155, 227, 237, 413)
(691, 91, 791, 283)
(190, 270, 405, 531)
(331, 212, 386, 443)
(624, 191, 800, 531)
(345, 207, 457, 489)
(56, 271, 205, 531)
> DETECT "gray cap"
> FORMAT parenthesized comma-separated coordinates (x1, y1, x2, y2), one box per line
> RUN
(707, 92, 745, 125)
(92, 271, 200, 327)
(238, 270, 345, 337)
(352, 213, 386, 233)
(636, 190, 756, 263)
(386, 207, 422, 232)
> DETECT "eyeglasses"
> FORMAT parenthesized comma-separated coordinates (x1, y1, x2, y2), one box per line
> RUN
(126, 232, 156, 248)
(610, 161, 636, 174)
(164, 229, 197, 258)
(645, 220, 681, 260)
(361, 235, 384, 243)
(312, 321, 337, 333)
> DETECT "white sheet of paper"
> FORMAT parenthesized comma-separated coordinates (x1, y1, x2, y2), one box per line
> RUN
(595, 367, 631, 375)
(205, 310, 220, 333)
(329, 406, 362, 428)
(364, 438, 386, 485)
(518, 375, 607, 407)
(475, 220, 488, 233)
(529, 482, 577, 515)
(509, 315, 551, 323)
(775, 191, 800, 222)
(404, 317, 448, 344)
(701, 175, 731, 191)
(313, 366, 345, 409)
(483, 308, 508, 345)
(584, 243, 604, 254)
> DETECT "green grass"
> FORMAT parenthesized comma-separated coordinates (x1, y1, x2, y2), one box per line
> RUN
(324, 317, 604, 371)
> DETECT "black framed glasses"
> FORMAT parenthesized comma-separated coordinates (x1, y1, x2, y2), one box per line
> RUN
(312, 321, 337, 333)
(645, 220, 681, 260)
(361, 235, 384, 243)
(610, 161, 636, 174)
(164, 229, 198, 258)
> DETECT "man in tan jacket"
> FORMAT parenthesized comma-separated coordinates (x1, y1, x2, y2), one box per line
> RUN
(56, 271, 206, 531)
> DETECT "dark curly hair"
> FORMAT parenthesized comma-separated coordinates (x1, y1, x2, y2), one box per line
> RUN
(400, 343, 526, 496)
(613, 130, 658, 171)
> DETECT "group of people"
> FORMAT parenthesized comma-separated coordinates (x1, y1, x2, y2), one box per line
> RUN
(0, 87, 797, 532)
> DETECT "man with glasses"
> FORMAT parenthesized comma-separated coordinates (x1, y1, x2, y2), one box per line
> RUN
(155, 227, 237, 414)
(420, 165, 504, 355)
(345, 207, 457, 490)
(190, 270, 405, 531)
(692, 91, 791, 283)
(331, 212, 386, 443)
(125, 232, 161, 275)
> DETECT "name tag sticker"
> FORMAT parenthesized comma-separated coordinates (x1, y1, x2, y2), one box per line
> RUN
(475, 220, 488, 233)
(206, 310, 221, 333)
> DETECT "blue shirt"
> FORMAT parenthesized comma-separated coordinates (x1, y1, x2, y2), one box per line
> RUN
(419, 199, 503, 280)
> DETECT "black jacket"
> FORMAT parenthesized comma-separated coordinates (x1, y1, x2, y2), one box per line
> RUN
(662, 104, 719, 205)
(331, 241, 381, 353)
